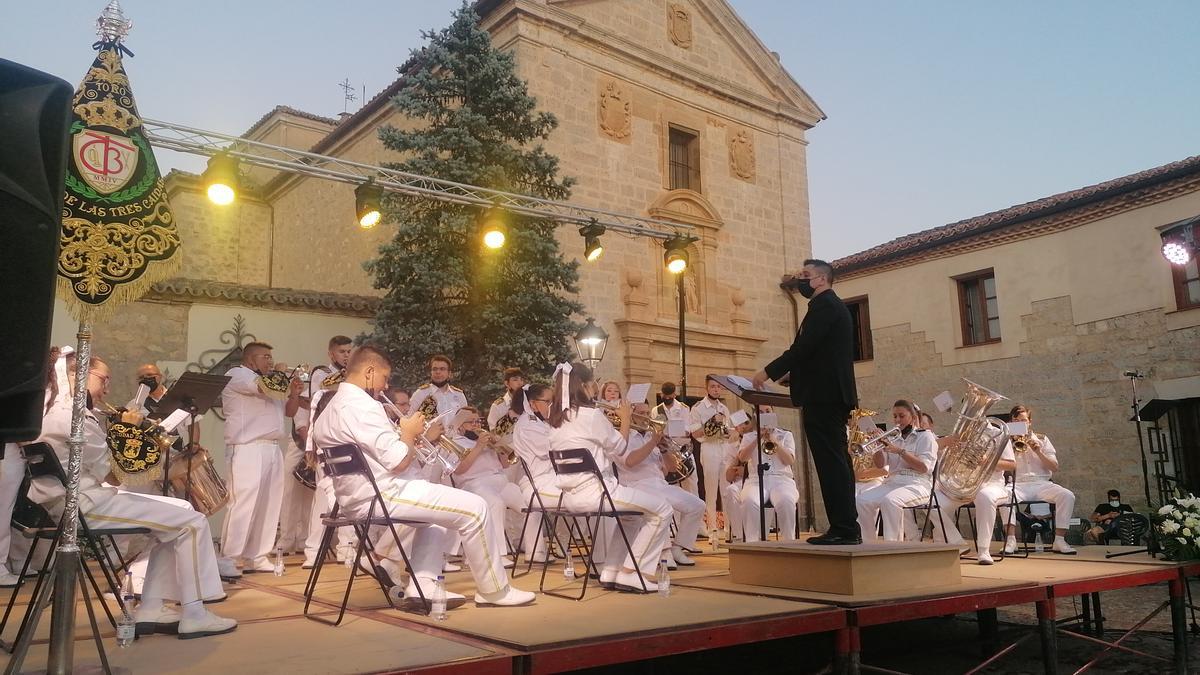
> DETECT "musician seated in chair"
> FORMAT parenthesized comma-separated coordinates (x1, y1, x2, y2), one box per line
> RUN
(310, 345, 534, 608)
(31, 355, 236, 639)
(1086, 489, 1135, 544)
(929, 416, 1016, 565)
(737, 408, 800, 542)
(617, 402, 705, 567)
(998, 405, 1077, 555)
(855, 400, 938, 543)
(450, 407, 524, 563)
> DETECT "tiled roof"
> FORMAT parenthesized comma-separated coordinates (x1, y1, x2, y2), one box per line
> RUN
(148, 278, 379, 317)
(242, 105, 338, 139)
(833, 154, 1200, 277)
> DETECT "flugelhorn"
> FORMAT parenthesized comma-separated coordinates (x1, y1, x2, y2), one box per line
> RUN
(375, 392, 459, 474)
(857, 426, 904, 456)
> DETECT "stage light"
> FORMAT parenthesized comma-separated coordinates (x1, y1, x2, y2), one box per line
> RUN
(355, 179, 383, 229)
(481, 208, 507, 249)
(203, 152, 238, 206)
(579, 219, 605, 262)
(663, 233, 692, 274)
(1159, 217, 1198, 266)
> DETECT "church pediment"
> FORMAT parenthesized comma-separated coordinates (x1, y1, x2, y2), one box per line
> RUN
(538, 0, 824, 126)
(648, 189, 723, 229)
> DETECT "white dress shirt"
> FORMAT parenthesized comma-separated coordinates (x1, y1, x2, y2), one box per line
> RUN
(882, 428, 938, 485)
(618, 430, 664, 485)
(652, 400, 691, 439)
(739, 429, 796, 480)
(688, 397, 731, 440)
(454, 434, 504, 482)
(1013, 434, 1057, 482)
(310, 382, 415, 514)
(409, 383, 468, 419)
(487, 392, 512, 429)
(30, 404, 116, 512)
(512, 413, 552, 482)
(547, 407, 627, 490)
(221, 365, 287, 446)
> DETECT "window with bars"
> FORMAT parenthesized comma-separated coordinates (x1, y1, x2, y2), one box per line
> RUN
(845, 296, 874, 362)
(668, 125, 701, 192)
(957, 270, 1000, 346)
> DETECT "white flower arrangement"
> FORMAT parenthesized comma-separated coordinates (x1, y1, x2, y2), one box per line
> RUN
(1157, 494, 1200, 561)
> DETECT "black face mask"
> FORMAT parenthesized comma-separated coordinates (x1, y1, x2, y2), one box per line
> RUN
(464, 430, 479, 441)
(797, 278, 816, 299)
(901, 424, 913, 437)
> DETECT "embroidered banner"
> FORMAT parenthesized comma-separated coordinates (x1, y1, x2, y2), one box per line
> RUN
(59, 41, 180, 320)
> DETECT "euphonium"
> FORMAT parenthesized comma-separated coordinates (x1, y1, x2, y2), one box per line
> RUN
(702, 414, 730, 440)
(596, 401, 665, 434)
(375, 392, 459, 474)
(936, 378, 1010, 502)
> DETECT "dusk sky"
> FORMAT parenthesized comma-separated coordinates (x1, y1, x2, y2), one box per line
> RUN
(6, 1, 1199, 260)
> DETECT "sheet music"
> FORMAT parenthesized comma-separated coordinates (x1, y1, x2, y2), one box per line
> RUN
(699, 406, 719, 423)
(667, 419, 687, 437)
(933, 390, 955, 413)
(726, 374, 754, 391)
(1006, 421, 1029, 436)
(159, 409, 190, 433)
(759, 412, 779, 430)
(125, 383, 150, 412)
(626, 383, 650, 404)
(857, 416, 878, 433)
(730, 410, 749, 426)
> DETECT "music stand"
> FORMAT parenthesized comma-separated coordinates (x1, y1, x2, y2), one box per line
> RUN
(153, 372, 230, 499)
(708, 374, 794, 539)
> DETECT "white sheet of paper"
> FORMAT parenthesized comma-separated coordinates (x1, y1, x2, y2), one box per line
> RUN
(626, 383, 650, 404)
(857, 416, 878, 433)
(667, 419, 687, 437)
(1006, 421, 1029, 436)
(699, 406, 718, 423)
(759, 412, 779, 430)
(727, 374, 754, 390)
(933, 391, 955, 413)
(159, 408, 191, 433)
(730, 410, 749, 426)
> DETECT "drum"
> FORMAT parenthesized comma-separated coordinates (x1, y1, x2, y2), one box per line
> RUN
(166, 446, 230, 516)
(292, 460, 316, 490)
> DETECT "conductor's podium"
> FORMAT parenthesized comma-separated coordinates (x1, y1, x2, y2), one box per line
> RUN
(725, 539, 963, 596)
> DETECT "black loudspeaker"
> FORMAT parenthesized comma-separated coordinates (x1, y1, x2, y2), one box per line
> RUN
(0, 59, 73, 443)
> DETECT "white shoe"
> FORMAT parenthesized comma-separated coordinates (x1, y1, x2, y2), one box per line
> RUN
(0, 571, 20, 588)
(216, 557, 242, 579)
(474, 586, 536, 607)
(301, 558, 316, 570)
(404, 579, 466, 611)
(135, 605, 181, 637)
(599, 568, 618, 589)
(443, 561, 462, 573)
(243, 558, 274, 574)
(672, 547, 696, 566)
(977, 550, 994, 566)
(1002, 539, 1018, 555)
(1052, 539, 1077, 555)
(614, 570, 656, 594)
(177, 609, 237, 639)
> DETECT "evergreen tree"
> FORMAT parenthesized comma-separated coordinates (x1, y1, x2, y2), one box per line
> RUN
(365, 2, 582, 406)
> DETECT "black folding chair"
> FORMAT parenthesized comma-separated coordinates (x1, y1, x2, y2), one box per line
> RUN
(1, 442, 151, 649)
(1106, 512, 1150, 546)
(511, 457, 570, 578)
(302, 443, 429, 625)
(539, 449, 647, 600)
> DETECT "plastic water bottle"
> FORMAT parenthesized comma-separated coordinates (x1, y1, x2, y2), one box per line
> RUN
(116, 577, 136, 647)
(432, 575, 448, 621)
(658, 559, 671, 597)
(563, 549, 576, 580)
(273, 547, 285, 577)
(1034, 532, 1044, 554)
(710, 531, 720, 553)
(343, 543, 355, 570)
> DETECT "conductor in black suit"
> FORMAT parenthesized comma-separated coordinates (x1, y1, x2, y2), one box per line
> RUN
(752, 259, 860, 545)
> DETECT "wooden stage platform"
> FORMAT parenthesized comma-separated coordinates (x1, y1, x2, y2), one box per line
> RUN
(1, 544, 1195, 674)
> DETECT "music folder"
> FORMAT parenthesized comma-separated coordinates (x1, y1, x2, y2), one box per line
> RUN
(706, 374, 794, 409)
(154, 372, 231, 419)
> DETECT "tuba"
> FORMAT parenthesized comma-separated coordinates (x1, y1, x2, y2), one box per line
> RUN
(936, 379, 1011, 502)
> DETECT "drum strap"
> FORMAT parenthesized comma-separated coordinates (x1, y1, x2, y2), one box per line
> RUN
(312, 387, 341, 424)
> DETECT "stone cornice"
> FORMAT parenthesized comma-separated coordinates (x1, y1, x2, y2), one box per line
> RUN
(614, 317, 766, 355)
(508, 0, 823, 129)
(836, 173, 1200, 282)
(145, 278, 379, 317)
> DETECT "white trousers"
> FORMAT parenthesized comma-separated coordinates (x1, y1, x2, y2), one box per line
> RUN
(221, 441, 284, 564)
(723, 480, 745, 540)
(1001, 480, 1076, 531)
(372, 479, 510, 595)
(560, 478, 672, 576)
(931, 484, 1011, 547)
(742, 476, 800, 542)
(303, 473, 355, 563)
(0, 447, 26, 574)
(518, 475, 562, 559)
(857, 477, 931, 542)
(699, 441, 724, 533)
(87, 492, 223, 604)
(855, 477, 885, 497)
(458, 474, 524, 554)
(627, 477, 705, 551)
(112, 481, 178, 596)
(276, 439, 311, 551)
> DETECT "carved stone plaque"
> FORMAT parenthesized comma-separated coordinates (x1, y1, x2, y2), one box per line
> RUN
(668, 3, 693, 49)
(598, 80, 632, 140)
(729, 129, 755, 181)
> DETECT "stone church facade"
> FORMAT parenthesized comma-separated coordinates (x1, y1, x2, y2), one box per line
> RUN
(50, 0, 824, 508)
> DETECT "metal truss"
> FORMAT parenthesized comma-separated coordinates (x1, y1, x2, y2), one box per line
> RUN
(142, 118, 693, 240)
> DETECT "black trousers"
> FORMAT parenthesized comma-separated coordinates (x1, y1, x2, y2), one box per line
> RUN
(802, 403, 859, 537)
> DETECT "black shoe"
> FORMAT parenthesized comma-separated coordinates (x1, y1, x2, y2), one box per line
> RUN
(807, 532, 862, 546)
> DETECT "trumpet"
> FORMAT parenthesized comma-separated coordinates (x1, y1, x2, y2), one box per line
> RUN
(1012, 426, 1037, 453)
(857, 426, 905, 456)
(596, 401, 666, 434)
(375, 392, 459, 474)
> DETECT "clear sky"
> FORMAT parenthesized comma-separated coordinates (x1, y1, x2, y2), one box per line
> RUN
(5, 1, 1199, 260)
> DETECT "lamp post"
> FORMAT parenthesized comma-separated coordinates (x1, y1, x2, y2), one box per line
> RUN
(663, 234, 692, 395)
(574, 318, 609, 371)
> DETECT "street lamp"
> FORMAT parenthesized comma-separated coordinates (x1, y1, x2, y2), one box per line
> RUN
(663, 234, 694, 395)
(574, 318, 608, 370)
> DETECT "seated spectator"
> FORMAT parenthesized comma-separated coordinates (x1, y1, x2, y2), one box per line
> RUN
(1085, 489, 1134, 544)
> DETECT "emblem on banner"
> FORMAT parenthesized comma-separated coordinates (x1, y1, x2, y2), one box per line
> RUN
(73, 128, 139, 194)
